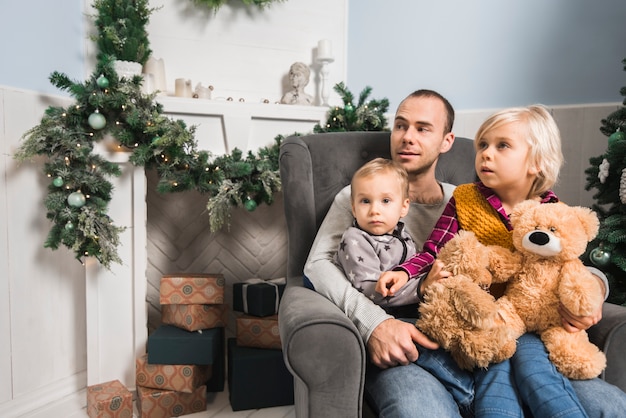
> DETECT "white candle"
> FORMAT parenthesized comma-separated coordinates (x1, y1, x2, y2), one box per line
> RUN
(318, 39, 333, 60)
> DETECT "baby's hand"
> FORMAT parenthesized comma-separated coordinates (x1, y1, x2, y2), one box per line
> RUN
(376, 270, 409, 297)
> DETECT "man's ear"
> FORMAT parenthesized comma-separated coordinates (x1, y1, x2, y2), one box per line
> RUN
(439, 132, 456, 154)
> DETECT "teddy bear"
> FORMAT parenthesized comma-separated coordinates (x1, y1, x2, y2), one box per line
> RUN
(416, 200, 607, 379)
(416, 229, 519, 370)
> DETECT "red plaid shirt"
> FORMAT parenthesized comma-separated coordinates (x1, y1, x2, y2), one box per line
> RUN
(396, 182, 559, 280)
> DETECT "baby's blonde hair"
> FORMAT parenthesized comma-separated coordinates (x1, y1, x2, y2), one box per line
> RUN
(474, 104, 563, 198)
(351, 158, 409, 200)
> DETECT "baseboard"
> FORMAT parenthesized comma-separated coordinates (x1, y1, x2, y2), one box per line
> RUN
(0, 372, 87, 418)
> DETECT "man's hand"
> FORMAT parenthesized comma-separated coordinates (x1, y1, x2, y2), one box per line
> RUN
(376, 270, 409, 297)
(367, 318, 439, 369)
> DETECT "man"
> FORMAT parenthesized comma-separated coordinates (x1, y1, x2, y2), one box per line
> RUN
(304, 89, 626, 417)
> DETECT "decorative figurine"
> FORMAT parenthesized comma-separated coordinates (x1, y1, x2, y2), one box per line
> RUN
(281, 62, 313, 105)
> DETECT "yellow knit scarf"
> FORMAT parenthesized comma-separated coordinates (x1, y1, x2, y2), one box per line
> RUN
(454, 184, 513, 250)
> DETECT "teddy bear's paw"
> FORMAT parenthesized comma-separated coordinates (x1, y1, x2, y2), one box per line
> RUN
(559, 275, 604, 317)
(449, 277, 498, 329)
(457, 327, 515, 369)
(438, 231, 490, 282)
(543, 328, 607, 380)
(551, 349, 607, 380)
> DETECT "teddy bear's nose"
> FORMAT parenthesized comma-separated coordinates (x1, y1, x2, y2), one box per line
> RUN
(529, 231, 550, 246)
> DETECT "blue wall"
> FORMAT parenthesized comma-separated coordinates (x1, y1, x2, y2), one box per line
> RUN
(347, 0, 626, 111)
(0, 1, 84, 95)
(1, 0, 624, 111)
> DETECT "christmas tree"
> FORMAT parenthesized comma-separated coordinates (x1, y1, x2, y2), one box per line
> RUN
(91, 0, 158, 65)
(584, 57, 626, 306)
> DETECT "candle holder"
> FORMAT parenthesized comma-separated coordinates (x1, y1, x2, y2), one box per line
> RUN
(317, 57, 335, 106)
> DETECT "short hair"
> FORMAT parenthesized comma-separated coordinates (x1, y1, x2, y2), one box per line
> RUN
(351, 158, 409, 200)
(290, 62, 310, 79)
(401, 89, 455, 134)
(474, 104, 563, 197)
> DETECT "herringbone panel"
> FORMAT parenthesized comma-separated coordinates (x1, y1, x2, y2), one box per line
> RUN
(146, 170, 287, 334)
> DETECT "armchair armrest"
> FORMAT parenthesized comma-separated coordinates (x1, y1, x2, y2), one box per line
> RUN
(588, 302, 626, 392)
(279, 282, 366, 417)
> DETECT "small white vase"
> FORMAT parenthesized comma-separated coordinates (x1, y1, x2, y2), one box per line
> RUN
(113, 60, 143, 79)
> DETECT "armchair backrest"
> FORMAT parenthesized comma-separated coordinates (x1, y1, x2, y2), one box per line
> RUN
(279, 131, 477, 281)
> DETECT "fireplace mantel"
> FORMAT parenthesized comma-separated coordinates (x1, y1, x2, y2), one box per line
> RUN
(86, 100, 328, 387)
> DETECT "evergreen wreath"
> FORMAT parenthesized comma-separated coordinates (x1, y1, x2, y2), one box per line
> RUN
(14, 0, 389, 271)
(190, 0, 286, 10)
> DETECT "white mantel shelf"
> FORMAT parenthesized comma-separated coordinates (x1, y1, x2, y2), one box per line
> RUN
(86, 99, 329, 389)
(156, 96, 330, 154)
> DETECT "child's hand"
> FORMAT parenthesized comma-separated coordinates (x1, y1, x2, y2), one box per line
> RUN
(419, 260, 452, 295)
(376, 270, 409, 297)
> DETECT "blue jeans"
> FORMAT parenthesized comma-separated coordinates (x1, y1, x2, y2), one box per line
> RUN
(415, 333, 587, 418)
(511, 333, 587, 418)
(365, 360, 462, 418)
(515, 332, 626, 418)
(366, 330, 596, 417)
(415, 345, 524, 418)
(571, 378, 626, 418)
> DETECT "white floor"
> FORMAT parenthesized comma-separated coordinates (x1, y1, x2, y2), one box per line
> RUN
(60, 385, 295, 418)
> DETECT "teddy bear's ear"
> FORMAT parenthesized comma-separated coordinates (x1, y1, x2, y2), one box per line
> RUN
(573, 206, 600, 240)
(509, 200, 540, 223)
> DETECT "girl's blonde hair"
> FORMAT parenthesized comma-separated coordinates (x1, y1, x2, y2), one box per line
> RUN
(474, 104, 563, 198)
(351, 158, 409, 200)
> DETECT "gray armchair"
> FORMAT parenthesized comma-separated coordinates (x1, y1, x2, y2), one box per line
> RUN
(278, 131, 626, 417)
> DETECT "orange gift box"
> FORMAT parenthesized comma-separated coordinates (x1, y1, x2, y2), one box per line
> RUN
(137, 384, 207, 418)
(235, 314, 281, 349)
(86, 379, 133, 418)
(161, 304, 227, 331)
(160, 274, 225, 305)
(135, 354, 211, 393)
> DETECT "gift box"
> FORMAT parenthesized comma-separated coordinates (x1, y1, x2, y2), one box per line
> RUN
(147, 325, 225, 391)
(232, 278, 285, 317)
(236, 314, 281, 349)
(161, 303, 227, 332)
(137, 385, 207, 418)
(86, 379, 133, 418)
(227, 338, 294, 411)
(160, 274, 225, 305)
(135, 354, 211, 393)
(148, 325, 221, 365)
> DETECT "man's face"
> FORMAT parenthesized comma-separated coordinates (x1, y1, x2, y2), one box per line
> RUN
(390, 96, 452, 177)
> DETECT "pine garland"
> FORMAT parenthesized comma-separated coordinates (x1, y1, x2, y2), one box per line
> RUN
(14, 0, 388, 271)
(314, 82, 390, 133)
(190, 0, 286, 11)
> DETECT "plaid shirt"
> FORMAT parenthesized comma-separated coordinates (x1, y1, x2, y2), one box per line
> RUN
(396, 182, 559, 280)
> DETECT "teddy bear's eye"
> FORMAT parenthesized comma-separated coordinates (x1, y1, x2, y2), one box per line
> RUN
(549, 226, 557, 233)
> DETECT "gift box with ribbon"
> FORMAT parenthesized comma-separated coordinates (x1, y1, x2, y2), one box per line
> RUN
(232, 278, 286, 317)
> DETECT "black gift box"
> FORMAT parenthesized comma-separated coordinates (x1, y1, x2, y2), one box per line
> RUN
(232, 280, 285, 317)
(227, 338, 294, 411)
